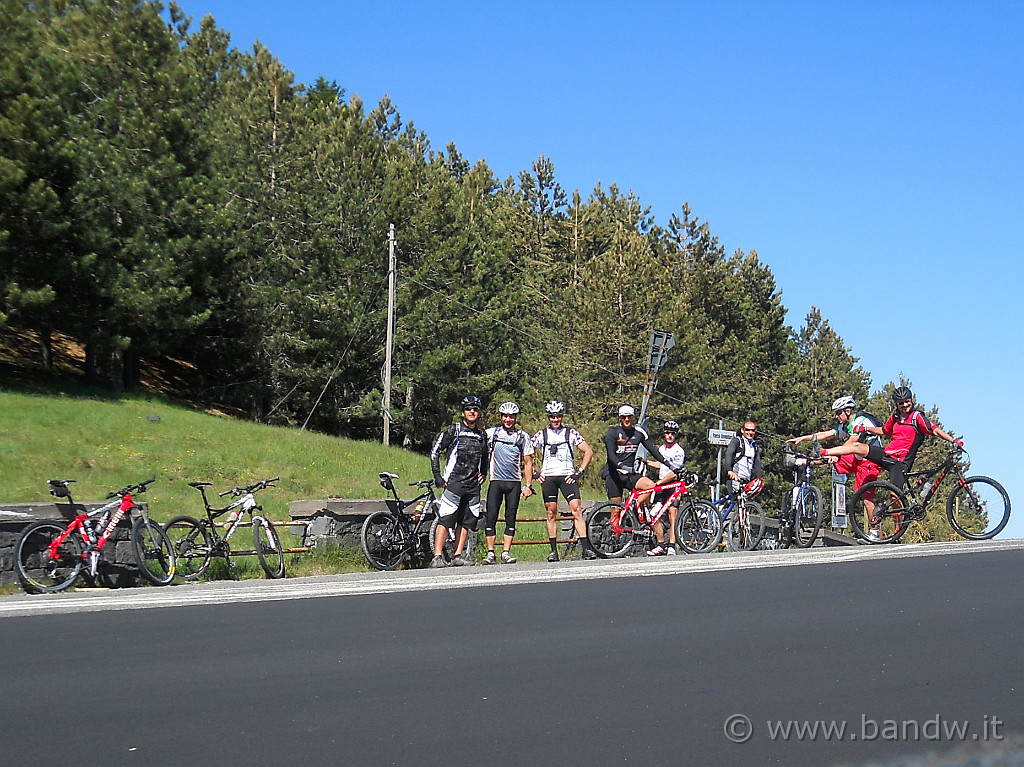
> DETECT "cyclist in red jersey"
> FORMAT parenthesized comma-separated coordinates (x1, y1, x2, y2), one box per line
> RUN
(867, 386, 960, 489)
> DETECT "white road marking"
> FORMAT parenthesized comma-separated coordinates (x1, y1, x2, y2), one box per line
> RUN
(2, 538, 1022, 618)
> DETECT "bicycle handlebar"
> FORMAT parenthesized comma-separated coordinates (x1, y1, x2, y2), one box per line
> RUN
(220, 476, 280, 497)
(104, 477, 157, 499)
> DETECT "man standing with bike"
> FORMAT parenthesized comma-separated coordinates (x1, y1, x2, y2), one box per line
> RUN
(429, 395, 489, 568)
(533, 400, 594, 562)
(725, 420, 763, 495)
(602, 404, 673, 506)
(482, 401, 535, 565)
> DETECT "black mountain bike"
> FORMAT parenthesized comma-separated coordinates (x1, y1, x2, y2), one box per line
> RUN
(848, 445, 1010, 544)
(166, 477, 285, 579)
(361, 473, 444, 570)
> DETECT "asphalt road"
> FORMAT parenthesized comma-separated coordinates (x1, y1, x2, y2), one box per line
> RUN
(2, 540, 1022, 767)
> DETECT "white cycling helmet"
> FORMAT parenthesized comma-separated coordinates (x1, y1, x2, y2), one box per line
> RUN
(618, 404, 635, 417)
(831, 395, 857, 412)
(498, 401, 520, 415)
(545, 400, 565, 416)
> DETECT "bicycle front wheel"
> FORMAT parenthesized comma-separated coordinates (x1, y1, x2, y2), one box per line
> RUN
(947, 476, 1011, 540)
(794, 485, 824, 548)
(675, 500, 722, 553)
(848, 481, 911, 543)
(362, 511, 409, 570)
(131, 517, 176, 585)
(165, 516, 213, 580)
(253, 516, 285, 578)
(727, 501, 765, 551)
(16, 520, 83, 593)
(586, 502, 636, 558)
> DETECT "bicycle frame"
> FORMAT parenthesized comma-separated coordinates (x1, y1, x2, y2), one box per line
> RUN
(47, 480, 145, 576)
(610, 475, 694, 534)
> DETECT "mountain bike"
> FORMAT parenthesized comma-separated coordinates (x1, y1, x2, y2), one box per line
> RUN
(704, 478, 766, 551)
(848, 444, 1010, 544)
(15, 477, 175, 593)
(587, 471, 721, 557)
(360, 473, 443, 570)
(776, 446, 826, 548)
(165, 477, 285, 579)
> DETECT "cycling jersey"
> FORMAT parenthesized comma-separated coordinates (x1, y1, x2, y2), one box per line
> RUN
(603, 424, 667, 476)
(883, 410, 935, 467)
(725, 436, 762, 482)
(430, 422, 488, 496)
(485, 426, 534, 482)
(657, 442, 686, 481)
(532, 426, 585, 477)
(833, 411, 883, 447)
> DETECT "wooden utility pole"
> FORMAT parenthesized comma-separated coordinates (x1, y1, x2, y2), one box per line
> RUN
(383, 224, 396, 446)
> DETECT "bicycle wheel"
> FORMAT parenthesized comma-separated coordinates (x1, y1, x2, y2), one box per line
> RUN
(130, 517, 176, 586)
(848, 481, 911, 543)
(586, 502, 636, 558)
(675, 500, 723, 554)
(794, 485, 824, 548)
(16, 520, 83, 593)
(727, 501, 765, 551)
(361, 511, 409, 570)
(253, 516, 286, 578)
(164, 515, 213, 580)
(946, 476, 1011, 540)
(428, 516, 457, 565)
(164, 515, 212, 580)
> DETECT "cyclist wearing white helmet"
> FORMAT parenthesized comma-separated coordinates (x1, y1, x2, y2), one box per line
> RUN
(482, 401, 535, 565)
(532, 400, 595, 561)
(645, 419, 688, 556)
(429, 395, 488, 567)
(788, 395, 888, 536)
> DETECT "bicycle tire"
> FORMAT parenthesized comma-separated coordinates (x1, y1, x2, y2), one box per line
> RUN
(428, 516, 457, 565)
(165, 515, 213, 580)
(253, 516, 285, 578)
(848, 481, 911, 543)
(586, 502, 636, 558)
(777, 495, 794, 550)
(361, 511, 409, 570)
(946, 475, 1011, 540)
(674, 500, 722, 554)
(15, 520, 83, 593)
(727, 501, 765, 551)
(794, 485, 824, 548)
(130, 517, 176, 585)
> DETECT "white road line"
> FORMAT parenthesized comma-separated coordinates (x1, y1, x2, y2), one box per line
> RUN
(2, 538, 1022, 618)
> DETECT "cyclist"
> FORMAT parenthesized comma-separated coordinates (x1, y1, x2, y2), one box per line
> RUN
(872, 386, 960, 490)
(725, 420, 763, 495)
(645, 420, 688, 556)
(602, 404, 672, 504)
(788, 396, 889, 538)
(532, 400, 595, 562)
(429, 395, 489, 568)
(482, 401, 535, 565)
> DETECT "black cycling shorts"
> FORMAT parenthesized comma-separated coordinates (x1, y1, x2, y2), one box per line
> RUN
(604, 467, 643, 499)
(542, 475, 581, 504)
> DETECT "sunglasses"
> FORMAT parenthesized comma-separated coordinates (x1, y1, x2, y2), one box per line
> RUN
(463, 407, 480, 413)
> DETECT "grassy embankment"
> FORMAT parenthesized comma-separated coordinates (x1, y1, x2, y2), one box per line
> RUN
(0, 380, 571, 580)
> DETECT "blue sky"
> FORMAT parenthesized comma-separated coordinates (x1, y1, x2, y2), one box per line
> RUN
(182, 0, 1022, 537)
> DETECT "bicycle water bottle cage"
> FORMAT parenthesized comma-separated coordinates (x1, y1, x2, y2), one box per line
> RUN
(744, 477, 765, 497)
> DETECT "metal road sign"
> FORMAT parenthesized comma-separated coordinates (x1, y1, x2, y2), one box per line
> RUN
(707, 428, 734, 446)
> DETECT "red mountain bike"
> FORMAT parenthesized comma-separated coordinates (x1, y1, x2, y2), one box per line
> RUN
(586, 471, 721, 557)
(15, 478, 175, 593)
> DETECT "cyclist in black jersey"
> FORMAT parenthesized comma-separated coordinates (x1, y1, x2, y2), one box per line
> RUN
(602, 404, 671, 503)
(429, 395, 489, 568)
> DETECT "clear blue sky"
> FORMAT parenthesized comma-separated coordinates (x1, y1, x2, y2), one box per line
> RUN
(182, 0, 1022, 537)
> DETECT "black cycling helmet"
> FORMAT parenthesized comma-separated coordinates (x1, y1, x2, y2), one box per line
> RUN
(892, 386, 914, 404)
(460, 395, 483, 410)
(663, 420, 680, 434)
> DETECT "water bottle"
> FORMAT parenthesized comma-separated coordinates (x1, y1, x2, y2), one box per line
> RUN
(650, 501, 663, 518)
(919, 481, 933, 500)
(412, 501, 425, 522)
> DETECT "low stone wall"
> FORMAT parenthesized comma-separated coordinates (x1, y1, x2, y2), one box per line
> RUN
(0, 501, 145, 588)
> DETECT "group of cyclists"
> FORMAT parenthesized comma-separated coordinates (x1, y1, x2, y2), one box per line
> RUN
(427, 386, 959, 564)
